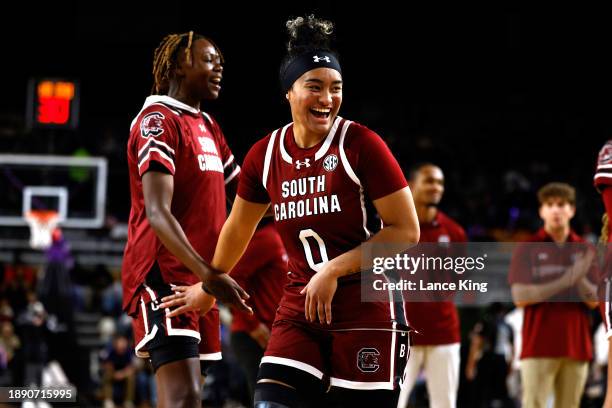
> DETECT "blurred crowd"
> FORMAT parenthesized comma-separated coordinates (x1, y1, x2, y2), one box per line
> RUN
(0, 232, 609, 407)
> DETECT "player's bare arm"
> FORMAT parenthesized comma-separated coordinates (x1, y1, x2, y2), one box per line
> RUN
(301, 186, 420, 324)
(213, 196, 270, 272)
(511, 249, 595, 307)
(161, 196, 268, 316)
(142, 170, 251, 312)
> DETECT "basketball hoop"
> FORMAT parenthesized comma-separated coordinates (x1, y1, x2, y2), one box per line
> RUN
(25, 210, 60, 250)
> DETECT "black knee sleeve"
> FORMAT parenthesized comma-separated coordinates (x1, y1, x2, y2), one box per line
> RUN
(256, 362, 327, 406)
(254, 382, 298, 408)
(326, 388, 400, 408)
(148, 336, 199, 372)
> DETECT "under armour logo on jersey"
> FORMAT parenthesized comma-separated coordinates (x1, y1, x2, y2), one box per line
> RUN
(323, 154, 338, 172)
(199, 124, 206, 133)
(313, 55, 331, 63)
(296, 159, 311, 169)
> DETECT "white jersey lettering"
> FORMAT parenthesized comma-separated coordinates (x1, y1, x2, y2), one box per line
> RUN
(198, 154, 224, 172)
(274, 195, 342, 221)
(281, 176, 326, 198)
(198, 137, 219, 154)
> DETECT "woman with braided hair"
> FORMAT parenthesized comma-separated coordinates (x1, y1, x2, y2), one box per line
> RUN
(121, 31, 251, 407)
(161, 15, 420, 407)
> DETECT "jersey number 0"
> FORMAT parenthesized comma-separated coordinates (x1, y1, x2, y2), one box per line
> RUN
(299, 229, 329, 272)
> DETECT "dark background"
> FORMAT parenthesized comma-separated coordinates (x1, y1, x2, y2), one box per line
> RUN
(0, 5, 610, 406)
(1, 2, 610, 237)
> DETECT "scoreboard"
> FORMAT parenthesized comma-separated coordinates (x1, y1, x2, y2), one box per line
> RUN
(26, 78, 79, 129)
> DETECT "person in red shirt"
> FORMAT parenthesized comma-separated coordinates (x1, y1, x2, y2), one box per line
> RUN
(122, 31, 250, 408)
(229, 220, 288, 403)
(508, 182, 598, 408)
(593, 140, 612, 408)
(398, 163, 466, 408)
(160, 15, 420, 407)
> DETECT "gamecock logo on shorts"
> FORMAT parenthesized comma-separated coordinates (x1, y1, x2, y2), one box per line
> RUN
(140, 112, 166, 138)
(357, 348, 380, 373)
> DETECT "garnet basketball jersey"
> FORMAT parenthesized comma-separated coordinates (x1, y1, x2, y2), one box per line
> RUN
(122, 95, 239, 315)
(238, 116, 408, 322)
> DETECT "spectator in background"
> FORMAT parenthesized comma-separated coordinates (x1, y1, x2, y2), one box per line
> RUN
(399, 163, 467, 408)
(2, 262, 37, 314)
(39, 228, 80, 386)
(16, 291, 47, 387)
(0, 295, 23, 387)
(0, 320, 20, 385)
(100, 334, 136, 408)
(101, 269, 124, 317)
(0, 321, 20, 365)
(465, 302, 514, 408)
(509, 182, 598, 408)
(0, 298, 14, 322)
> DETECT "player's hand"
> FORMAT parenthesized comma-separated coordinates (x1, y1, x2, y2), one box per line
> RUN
(249, 322, 271, 349)
(300, 266, 338, 325)
(160, 282, 216, 317)
(202, 272, 253, 314)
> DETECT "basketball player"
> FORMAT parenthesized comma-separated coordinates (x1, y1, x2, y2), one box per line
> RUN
(594, 140, 612, 408)
(122, 31, 250, 408)
(397, 163, 466, 408)
(161, 15, 420, 407)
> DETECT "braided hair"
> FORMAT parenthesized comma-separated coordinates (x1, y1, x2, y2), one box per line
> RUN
(151, 31, 224, 94)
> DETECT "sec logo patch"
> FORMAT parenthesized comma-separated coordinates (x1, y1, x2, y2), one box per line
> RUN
(323, 154, 338, 172)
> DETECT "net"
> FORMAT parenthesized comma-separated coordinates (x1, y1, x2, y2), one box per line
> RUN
(25, 210, 60, 249)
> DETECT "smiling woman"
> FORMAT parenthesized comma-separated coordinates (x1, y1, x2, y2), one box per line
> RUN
(279, 17, 343, 149)
(151, 32, 225, 98)
(122, 31, 249, 408)
(198, 15, 419, 408)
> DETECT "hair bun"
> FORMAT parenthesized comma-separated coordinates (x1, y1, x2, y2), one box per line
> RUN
(286, 15, 334, 55)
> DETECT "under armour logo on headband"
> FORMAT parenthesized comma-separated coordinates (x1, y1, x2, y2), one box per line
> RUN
(313, 55, 331, 63)
(281, 51, 342, 93)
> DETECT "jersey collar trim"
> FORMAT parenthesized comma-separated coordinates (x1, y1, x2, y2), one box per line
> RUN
(279, 116, 342, 165)
(143, 95, 201, 115)
(130, 95, 202, 130)
(279, 123, 293, 164)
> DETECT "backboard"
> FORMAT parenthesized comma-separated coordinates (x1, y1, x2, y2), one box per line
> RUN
(0, 154, 107, 228)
